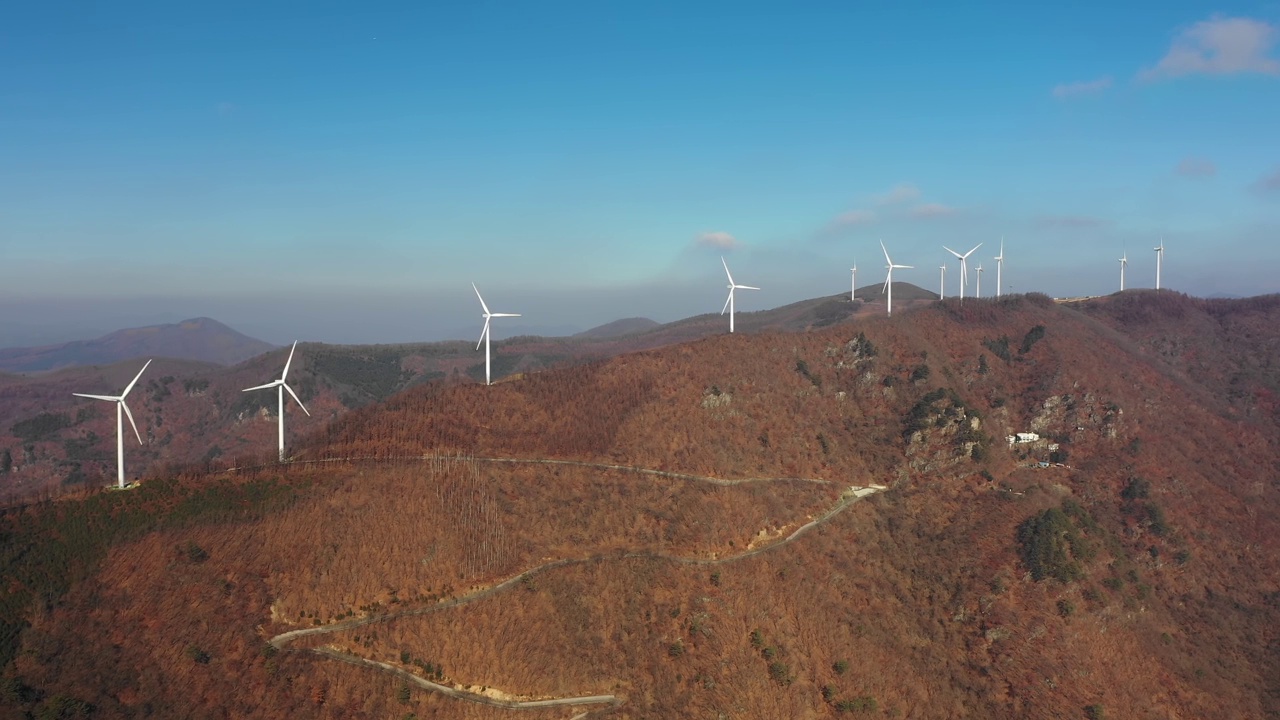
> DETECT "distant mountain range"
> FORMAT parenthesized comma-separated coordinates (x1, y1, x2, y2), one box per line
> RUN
(0, 317, 276, 373)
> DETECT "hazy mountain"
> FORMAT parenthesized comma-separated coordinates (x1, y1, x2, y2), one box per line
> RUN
(0, 317, 275, 373)
(574, 317, 661, 339)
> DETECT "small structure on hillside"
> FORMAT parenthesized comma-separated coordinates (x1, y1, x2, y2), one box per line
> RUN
(1006, 432, 1041, 445)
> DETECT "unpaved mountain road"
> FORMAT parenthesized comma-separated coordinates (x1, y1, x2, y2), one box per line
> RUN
(263, 458, 885, 713)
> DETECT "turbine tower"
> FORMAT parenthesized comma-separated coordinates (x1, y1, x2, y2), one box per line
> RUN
(1119, 251, 1128, 292)
(938, 265, 946, 300)
(73, 359, 151, 489)
(850, 264, 858, 302)
(1154, 238, 1165, 290)
(473, 283, 521, 386)
(994, 237, 1005, 298)
(720, 257, 759, 333)
(243, 341, 310, 462)
(943, 243, 983, 300)
(880, 240, 913, 316)
(976, 264, 984, 299)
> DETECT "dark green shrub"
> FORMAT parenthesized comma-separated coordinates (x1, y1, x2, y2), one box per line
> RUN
(1019, 325, 1046, 354)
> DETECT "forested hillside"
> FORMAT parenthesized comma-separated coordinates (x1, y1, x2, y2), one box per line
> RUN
(1, 291, 1277, 719)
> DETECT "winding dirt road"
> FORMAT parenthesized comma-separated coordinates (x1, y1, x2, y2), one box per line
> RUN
(265, 459, 884, 713)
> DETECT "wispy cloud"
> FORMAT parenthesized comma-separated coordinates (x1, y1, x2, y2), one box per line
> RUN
(1252, 166, 1280, 195)
(1140, 16, 1280, 80)
(871, 183, 921, 206)
(1175, 157, 1217, 177)
(909, 203, 960, 219)
(832, 210, 876, 227)
(1036, 214, 1108, 228)
(1051, 76, 1113, 99)
(696, 231, 739, 249)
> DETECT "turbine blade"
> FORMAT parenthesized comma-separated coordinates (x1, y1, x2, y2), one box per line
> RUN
(490, 312, 520, 317)
(721, 288, 733, 315)
(966, 243, 983, 257)
(736, 285, 760, 290)
(472, 283, 491, 315)
(121, 359, 152, 398)
(899, 264, 915, 269)
(283, 383, 311, 417)
(73, 393, 119, 402)
(281, 341, 298, 381)
(121, 400, 143, 445)
(943, 246, 962, 258)
(243, 381, 280, 392)
(880, 240, 892, 264)
(477, 318, 489, 350)
(721, 256, 734, 285)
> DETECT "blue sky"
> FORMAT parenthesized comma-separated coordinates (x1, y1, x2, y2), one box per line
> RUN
(2, 1, 1278, 345)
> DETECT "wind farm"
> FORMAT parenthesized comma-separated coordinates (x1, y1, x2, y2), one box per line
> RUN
(1, 4, 1276, 719)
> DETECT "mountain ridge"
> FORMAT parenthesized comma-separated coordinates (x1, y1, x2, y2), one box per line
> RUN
(0, 317, 276, 373)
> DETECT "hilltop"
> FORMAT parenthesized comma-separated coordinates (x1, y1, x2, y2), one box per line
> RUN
(0, 288, 935, 502)
(0, 317, 275, 373)
(0, 290, 1276, 719)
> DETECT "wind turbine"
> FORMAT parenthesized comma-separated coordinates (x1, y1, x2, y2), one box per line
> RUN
(976, 264, 984, 299)
(850, 264, 858, 302)
(880, 240, 913, 316)
(242, 341, 310, 462)
(1154, 238, 1165, 290)
(720, 257, 759, 333)
(994, 237, 1005, 298)
(1119, 250, 1128, 292)
(943, 243, 983, 300)
(73, 359, 151, 489)
(938, 265, 946, 300)
(473, 283, 521, 386)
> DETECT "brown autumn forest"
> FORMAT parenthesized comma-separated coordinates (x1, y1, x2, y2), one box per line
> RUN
(2, 290, 1278, 719)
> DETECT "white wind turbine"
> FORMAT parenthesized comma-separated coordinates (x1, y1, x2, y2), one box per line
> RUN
(976, 264, 984, 298)
(943, 243, 983, 300)
(1154, 238, 1165, 290)
(1119, 250, 1128, 292)
(938, 265, 946, 299)
(881, 240, 913, 316)
(850, 263, 858, 302)
(994, 237, 1005, 298)
(73, 359, 151, 489)
(243, 341, 310, 462)
(720, 257, 759, 333)
(473, 283, 521, 386)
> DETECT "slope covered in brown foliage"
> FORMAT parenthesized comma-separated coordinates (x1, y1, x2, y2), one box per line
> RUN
(2, 291, 1278, 719)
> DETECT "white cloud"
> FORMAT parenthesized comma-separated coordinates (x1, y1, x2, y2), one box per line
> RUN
(832, 210, 876, 227)
(1175, 157, 1217, 177)
(1051, 76, 1113, 99)
(1141, 16, 1280, 80)
(909, 203, 960, 219)
(871, 183, 921, 206)
(696, 231, 739, 249)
